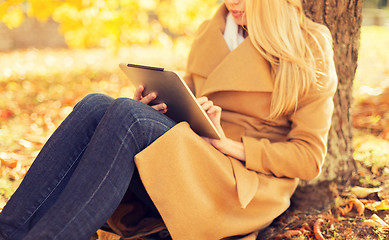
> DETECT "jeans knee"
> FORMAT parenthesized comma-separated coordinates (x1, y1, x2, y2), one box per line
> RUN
(75, 93, 113, 110)
(107, 98, 174, 148)
(72, 93, 114, 121)
(106, 98, 158, 126)
(111, 98, 175, 130)
(112, 97, 139, 105)
(109, 98, 145, 114)
(82, 93, 113, 105)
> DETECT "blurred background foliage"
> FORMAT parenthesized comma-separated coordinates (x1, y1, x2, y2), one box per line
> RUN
(0, 0, 220, 50)
(364, 0, 388, 8)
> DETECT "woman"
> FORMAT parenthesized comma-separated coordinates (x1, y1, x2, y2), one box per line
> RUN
(0, 0, 337, 239)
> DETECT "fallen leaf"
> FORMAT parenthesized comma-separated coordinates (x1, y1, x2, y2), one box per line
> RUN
(19, 139, 34, 149)
(378, 187, 389, 200)
(314, 218, 326, 240)
(0, 109, 14, 119)
(339, 204, 353, 216)
(339, 198, 365, 216)
(351, 186, 383, 198)
(363, 214, 389, 229)
(274, 230, 303, 240)
(370, 214, 389, 228)
(365, 199, 389, 211)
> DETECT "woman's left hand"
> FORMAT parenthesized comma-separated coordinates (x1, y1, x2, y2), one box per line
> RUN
(133, 85, 167, 113)
(197, 97, 245, 161)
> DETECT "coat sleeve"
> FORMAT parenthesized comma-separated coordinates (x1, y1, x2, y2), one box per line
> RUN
(242, 34, 337, 180)
(242, 87, 335, 180)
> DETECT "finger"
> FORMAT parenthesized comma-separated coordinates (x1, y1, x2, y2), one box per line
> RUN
(207, 106, 219, 115)
(152, 103, 167, 113)
(159, 108, 167, 114)
(210, 105, 221, 114)
(140, 92, 157, 105)
(201, 136, 212, 144)
(201, 100, 214, 111)
(197, 96, 208, 105)
(133, 85, 144, 101)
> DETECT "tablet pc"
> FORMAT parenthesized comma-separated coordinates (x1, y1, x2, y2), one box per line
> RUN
(119, 63, 221, 139)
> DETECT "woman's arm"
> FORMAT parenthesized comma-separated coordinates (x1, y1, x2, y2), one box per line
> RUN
(242, 87, 336, 180)
(197, 97, 245, 161)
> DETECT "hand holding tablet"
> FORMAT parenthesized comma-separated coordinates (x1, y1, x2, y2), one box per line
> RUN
(120, 63, 222, 139)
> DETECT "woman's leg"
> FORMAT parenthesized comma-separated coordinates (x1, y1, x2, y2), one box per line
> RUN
(0, 93, 114, 239)
(23, 98, 176, 240)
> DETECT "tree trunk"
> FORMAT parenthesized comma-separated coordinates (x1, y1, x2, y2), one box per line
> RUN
(301, 0, 363, 183)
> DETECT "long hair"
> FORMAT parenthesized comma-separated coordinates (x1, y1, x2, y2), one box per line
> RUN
(245, 0, 334, 119)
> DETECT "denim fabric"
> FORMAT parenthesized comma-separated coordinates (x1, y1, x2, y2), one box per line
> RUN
(0, 93, 175, 240)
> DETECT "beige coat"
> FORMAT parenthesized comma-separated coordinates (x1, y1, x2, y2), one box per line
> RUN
(129, 4, 337, 240)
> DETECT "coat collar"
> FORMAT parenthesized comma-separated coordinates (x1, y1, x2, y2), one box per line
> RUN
(187, 4, 274, 96)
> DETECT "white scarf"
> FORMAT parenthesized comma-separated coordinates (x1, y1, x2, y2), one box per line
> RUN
(223, 12, 245, 51)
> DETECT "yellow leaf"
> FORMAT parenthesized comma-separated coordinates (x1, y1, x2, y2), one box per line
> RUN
(27, 0, 62, 22)
(0, 0, 24, 18)
(139, 0, 157, 10)
(1, 5, 24, 29)
(365, 199, 389, 211)
(0, 3, 8, 18)
(66, 0, 89, 9)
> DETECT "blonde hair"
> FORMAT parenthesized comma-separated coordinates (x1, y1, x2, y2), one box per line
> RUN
(245, 0, 333, 119)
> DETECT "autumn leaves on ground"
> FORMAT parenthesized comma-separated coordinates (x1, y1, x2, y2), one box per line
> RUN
(0, 26, 389, 239)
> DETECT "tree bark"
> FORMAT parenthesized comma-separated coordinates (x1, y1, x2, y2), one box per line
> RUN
(301, 0, 363, 183)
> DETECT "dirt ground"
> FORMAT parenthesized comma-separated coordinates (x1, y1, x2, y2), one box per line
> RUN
(259, 171, 389, 239)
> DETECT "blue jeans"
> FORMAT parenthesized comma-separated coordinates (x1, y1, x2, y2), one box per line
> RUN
(0, 93, 176, 240)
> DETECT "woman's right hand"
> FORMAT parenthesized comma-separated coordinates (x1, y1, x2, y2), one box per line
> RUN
(197, 96, 225, 138)
(133, 85, 167, 114)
